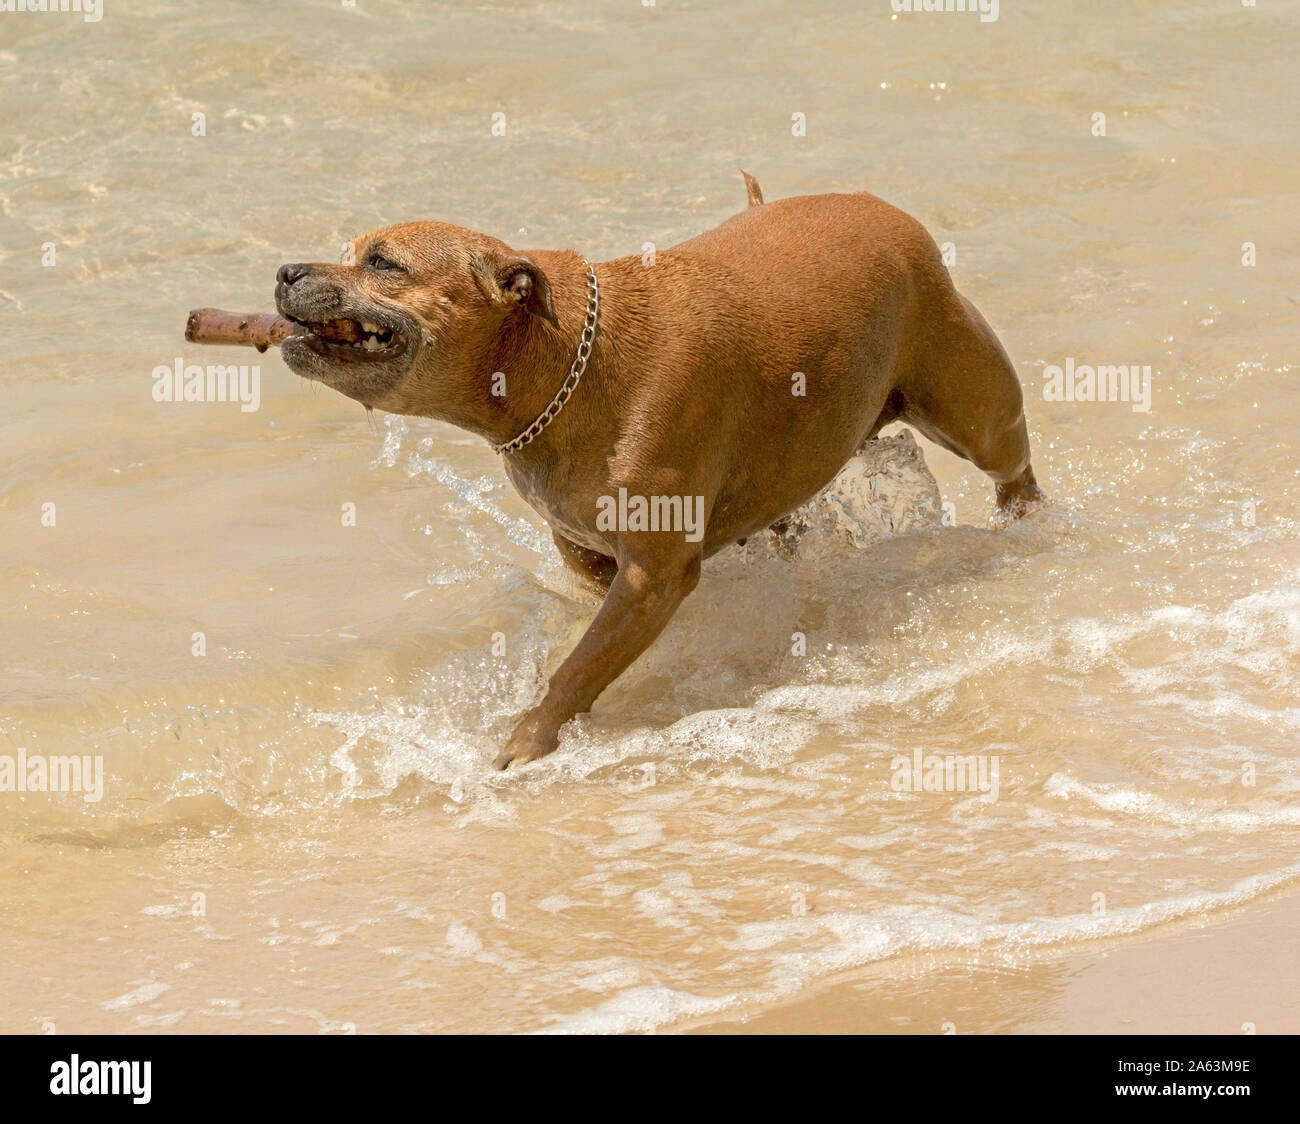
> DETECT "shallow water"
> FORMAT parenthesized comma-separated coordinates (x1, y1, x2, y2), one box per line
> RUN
(1, 0, 1297, 1033)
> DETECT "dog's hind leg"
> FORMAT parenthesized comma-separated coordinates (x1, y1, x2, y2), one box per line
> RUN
(896, 292, 1045, 520)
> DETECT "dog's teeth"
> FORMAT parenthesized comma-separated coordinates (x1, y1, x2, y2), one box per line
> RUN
(362, 321, 380, 332)
(362, 336, 382, 351)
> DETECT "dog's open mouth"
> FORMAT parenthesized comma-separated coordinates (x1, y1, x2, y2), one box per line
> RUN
(288, 317, 407, 360)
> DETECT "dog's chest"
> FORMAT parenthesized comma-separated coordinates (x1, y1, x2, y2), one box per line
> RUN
(504, 461, 609, 553)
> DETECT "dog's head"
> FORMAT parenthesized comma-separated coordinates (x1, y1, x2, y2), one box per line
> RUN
(274, 222, 557, 417)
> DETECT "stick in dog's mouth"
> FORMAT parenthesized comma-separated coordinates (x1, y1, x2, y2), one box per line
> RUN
(183, 308, 412, 374)
(288, 317, 407, 358)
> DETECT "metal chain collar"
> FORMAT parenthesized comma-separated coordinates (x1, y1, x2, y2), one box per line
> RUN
(492, 260, 599, 455)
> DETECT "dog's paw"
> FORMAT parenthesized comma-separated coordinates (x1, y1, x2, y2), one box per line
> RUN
(993, 483, 1048, 526)
(493, 726, 561, 771)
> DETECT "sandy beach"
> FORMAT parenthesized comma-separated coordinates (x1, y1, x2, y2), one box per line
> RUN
(691, 889, 1300, 1035)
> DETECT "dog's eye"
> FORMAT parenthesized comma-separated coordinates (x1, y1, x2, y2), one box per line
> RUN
(368, 255, 403, 273)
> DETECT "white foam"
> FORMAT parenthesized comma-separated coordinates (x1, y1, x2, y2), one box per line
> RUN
(542, 864, 1300, 1035)
(1044, 773, 1300, 831)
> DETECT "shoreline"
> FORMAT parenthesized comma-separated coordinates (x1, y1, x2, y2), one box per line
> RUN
(682, 888, 1300, 1035)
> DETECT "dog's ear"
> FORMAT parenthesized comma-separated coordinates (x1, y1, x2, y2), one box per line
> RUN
(474, 251, 559, 328)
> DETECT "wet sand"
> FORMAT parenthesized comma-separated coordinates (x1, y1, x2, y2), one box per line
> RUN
(689, 889, 1300, 1035)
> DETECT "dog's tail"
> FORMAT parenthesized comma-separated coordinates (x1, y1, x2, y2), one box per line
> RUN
(740, 169, 764, 208)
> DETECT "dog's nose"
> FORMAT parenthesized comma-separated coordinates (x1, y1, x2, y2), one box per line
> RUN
(277, 262, 309, 287)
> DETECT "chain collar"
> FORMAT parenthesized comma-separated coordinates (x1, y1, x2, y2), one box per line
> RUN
(492, 260, 599, 455)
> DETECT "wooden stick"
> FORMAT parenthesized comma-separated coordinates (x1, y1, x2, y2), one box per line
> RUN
(184, 308, 294, 352)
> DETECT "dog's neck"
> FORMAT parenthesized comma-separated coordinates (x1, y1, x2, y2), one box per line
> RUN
(475, 250, 603, 456)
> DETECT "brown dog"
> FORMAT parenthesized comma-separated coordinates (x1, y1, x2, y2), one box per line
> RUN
(274, 174, 1044, 769)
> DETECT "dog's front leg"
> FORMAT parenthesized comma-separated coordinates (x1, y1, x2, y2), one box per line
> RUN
(494, 551, 702, 770)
